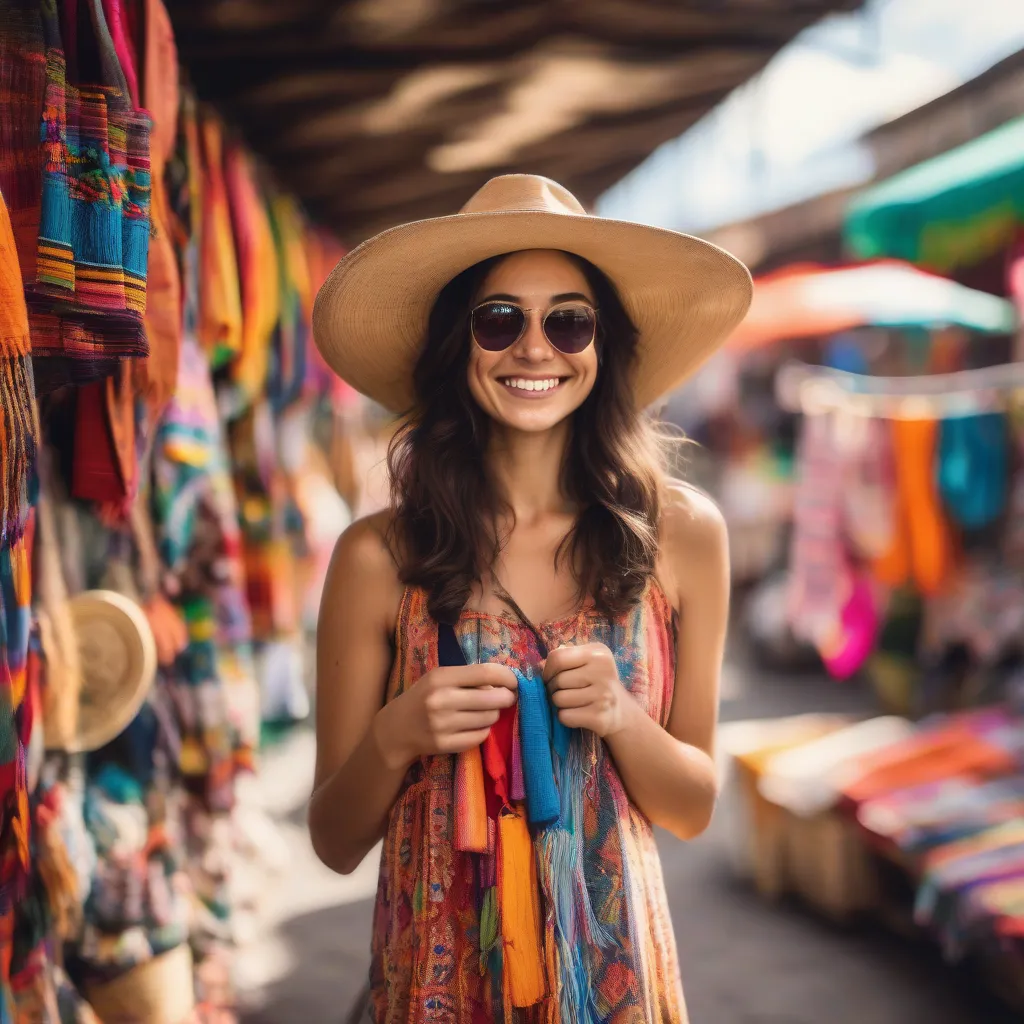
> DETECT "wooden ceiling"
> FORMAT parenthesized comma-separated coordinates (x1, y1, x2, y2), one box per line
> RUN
(167, 0, 864, 243)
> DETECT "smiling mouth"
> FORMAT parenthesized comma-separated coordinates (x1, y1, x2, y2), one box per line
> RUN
(499, 376, 565, 395)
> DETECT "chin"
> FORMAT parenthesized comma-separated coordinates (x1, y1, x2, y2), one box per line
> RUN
(485, 385, 585, 433)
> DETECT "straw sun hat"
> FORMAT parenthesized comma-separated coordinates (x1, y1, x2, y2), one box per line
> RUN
(313, 174, 752, 412)
(65, 589, 158, 753)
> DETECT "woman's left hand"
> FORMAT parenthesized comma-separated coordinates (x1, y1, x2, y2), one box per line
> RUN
(542, 643, 638, 738)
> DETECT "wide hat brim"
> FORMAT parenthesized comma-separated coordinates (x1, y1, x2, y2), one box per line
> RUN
(313, 178, 752, 413)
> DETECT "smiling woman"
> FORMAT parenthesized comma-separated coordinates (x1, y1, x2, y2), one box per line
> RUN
(307, 174, 751, 1023)
(392, 247, 658, 624)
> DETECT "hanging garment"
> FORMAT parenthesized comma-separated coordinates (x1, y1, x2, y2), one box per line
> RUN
(842, 416, 897, 561)
(136, 0, 182, 421)
(223, 142, 279, 409)
(26, 0, 152, 394)
(787, 413, 852, 650)
(370, 582, 686, 1023)
(888, 418, 955, 597)
(937, 413, 1009, 531)
(1003, 400, 1024, 567)
(0, 0, 47, 279)
(0, 187, 39, 547)
(152, 333, 257, 807)
(196, 110, 242, 369)
(0, 514, 36, 907)
(266, 195, 311, 411)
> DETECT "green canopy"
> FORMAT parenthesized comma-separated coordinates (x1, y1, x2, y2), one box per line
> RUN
(845, 116, 1024, 271)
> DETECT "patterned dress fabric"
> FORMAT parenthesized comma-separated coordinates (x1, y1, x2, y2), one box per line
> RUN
(370, 582, 687, 1023)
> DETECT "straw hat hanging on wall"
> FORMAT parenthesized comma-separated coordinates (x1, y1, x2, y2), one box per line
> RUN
(64, 590, 158, 753)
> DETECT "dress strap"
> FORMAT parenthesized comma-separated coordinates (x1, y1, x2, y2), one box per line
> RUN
(437, 620, 466, 668)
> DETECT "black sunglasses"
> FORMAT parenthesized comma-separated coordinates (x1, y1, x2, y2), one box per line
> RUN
(470, 300, 597, 355)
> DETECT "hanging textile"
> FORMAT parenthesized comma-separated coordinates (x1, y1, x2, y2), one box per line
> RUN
(787, 413, 852, 648)
(153, 333, 257, 806)
(0, 189, 39, 548)
(136, 0, 181, 421)
(266, 195, 311, 411)
(196, 108, 241, 370)
(26, 0, 152, 395)
(223, 142, 278, 411)
(0, 0, 47, 279)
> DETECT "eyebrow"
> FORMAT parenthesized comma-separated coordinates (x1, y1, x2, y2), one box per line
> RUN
(478, 291, 593, 304)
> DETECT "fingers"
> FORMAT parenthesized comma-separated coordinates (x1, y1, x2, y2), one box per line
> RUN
(438, 664, 519, 691)
(442, 709, 502, 733)
(438, 728, 494, 754)
(542, 643, 614, 683)
(555, 709, 591, 730)
(428, 686, 516, 713)
(545, 666, 591, 692)
(550, 685, 595, 710)
(541, 645, 591, 681)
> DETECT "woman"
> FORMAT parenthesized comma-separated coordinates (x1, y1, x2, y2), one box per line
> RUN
(309, 175, 751, 1022)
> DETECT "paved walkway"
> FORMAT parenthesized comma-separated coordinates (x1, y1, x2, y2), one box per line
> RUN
(238, 658, 1012, 1024)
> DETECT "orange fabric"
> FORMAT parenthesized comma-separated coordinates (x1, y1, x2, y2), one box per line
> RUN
(872, 419, 955, 594)
(454, 746, 489, 853)
(197, 111, 242, 367)
(0, 196, 28, 357)
(224, 143, 279, 403)
(498, 809, 545, 1008)
(137, 0, 181, 420)
(842, 723, 1015, 806)
(892, 418, 954, 596)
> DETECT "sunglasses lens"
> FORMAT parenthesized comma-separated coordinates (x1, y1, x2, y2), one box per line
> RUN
(472, 303, 525, 351)
(544, 305, 596, 354)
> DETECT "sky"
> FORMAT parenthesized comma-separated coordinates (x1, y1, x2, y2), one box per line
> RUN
(596, 0, 1024, 233)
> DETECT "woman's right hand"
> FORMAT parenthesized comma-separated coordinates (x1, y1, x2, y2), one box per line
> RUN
(374, 664, 518, 770)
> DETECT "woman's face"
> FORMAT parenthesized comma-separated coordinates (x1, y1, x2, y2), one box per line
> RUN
(466, 250, 598, 435)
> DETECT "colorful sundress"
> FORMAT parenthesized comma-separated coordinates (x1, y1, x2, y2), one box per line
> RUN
(369, 581, 688, 1023)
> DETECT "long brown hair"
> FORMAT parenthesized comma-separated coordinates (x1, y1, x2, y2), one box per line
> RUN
(387, 251, 665, 624)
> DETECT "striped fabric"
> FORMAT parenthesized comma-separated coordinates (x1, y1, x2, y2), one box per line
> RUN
(25, 0, 151, 394)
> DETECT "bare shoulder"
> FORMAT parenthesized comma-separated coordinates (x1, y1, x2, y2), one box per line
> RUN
(320, 509, 404, 637)
(656, 481, 729, 608)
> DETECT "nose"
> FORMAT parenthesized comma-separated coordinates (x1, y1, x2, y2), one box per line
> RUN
(511, 310, 555, 364)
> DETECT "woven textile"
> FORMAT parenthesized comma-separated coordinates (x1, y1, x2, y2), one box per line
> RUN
(152, 333, 256, 805)
(136, 0, 181, 421)
(223, 142, 278, 408)
(196, 109, 241, 370)
(371, 583, 686, 1023)
(25, 0, 152, 394)
(0, 1, 47, 280)
(0, 189, 39, 547)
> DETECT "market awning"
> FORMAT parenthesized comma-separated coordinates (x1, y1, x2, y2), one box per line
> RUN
(844, 115, 1024, 272)
(165, 0, 863, 242)
(728, 261, 1018, 351)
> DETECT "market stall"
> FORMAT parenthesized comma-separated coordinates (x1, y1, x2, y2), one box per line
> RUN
(0, 1, 354, 1018)
(716, 112, 1024, 1016)
(683, 260, 1018, 670)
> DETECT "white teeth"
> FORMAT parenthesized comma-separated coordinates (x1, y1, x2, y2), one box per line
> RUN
(503, 378, 560, 392)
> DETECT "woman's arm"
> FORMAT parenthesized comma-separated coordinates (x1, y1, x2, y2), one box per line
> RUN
(309, 515, 519, 875)
(545, 486, 729, 840)
(308, 516, 408, 874)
